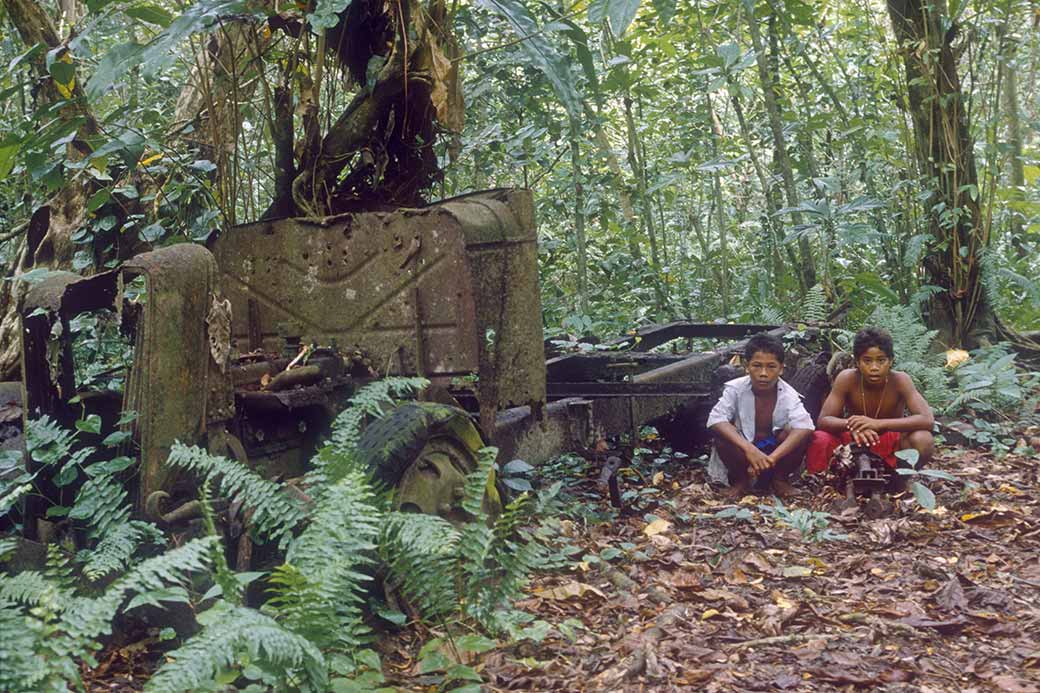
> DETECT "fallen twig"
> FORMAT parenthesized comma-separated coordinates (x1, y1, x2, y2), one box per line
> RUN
(726, 632, 849, 649)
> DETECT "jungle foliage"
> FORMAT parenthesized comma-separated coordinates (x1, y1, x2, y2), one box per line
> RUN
(0, 0, 1037, 364)
(0, 378, 566, 692)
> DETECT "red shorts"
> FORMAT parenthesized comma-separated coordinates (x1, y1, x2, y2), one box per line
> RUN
(806, 430, 901, 474)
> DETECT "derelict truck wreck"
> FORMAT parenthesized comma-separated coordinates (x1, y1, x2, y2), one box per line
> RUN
(15, 187, 825, 545)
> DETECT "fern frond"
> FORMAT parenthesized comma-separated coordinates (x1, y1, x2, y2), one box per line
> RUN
(0, 483, 30, 516)
(460, 491, 547, 633)
(381, 512, 461, 620)
(275, 467, 382, 650)
(461, 447, 498, 518)
(0, 571, 71, 611)
(61, 536, 219, 650)
(0, 538, 17, 562)
(325, 377, 429, 458)
(145, 600, 327, 693)
(0, 599, 49, 693)
(868, 305, 951, 407)
(77, 520, 166, 581)
(68, 474, 131, 540)
(758, 305, 785, 325)
(166, 443, 306, 548)
(24, 415, 76, 466)
(794, 284, 829, 323)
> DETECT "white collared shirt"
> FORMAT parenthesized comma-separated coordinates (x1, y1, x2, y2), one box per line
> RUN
(706, 375, 814, 441)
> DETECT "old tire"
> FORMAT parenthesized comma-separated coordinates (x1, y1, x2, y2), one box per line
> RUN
(786, 351, 832, 423)
(356, 402, 503, 523)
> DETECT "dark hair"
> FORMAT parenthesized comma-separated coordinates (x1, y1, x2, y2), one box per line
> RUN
(744, 333, 785, 363)
(853, 327, 894, 360)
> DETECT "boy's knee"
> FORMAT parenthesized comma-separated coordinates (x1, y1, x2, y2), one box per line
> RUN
(904, 430, 935, 459)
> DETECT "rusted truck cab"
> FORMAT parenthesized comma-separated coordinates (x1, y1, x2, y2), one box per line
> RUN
(19, 189, 545, 536)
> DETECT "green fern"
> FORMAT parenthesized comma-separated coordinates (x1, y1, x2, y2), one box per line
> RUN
(0, 537, 219, 688)
(0, 483, 30, 516)
(166, 443, 307, 548)
(460, 492, 546, 634)
(62, 537, 219, 646)
(0, 570, 71, 610)
(461, 447, 499, 517)
(380, 512, 461, 620)
(25, 415, 76, 466)
(68, 474, 131, 540)
(145, 600, 327, 693)
(0, 599, 49, 693)
(77, 521, 166, 581)
(794, 284, 829, 323)
(758, 305, 786, 325)
(272, 466, 382, 651)
(867, 305, 952, 407)
(326, 377, 429, 458)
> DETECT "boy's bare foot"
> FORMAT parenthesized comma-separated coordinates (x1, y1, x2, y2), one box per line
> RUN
(723, 479, 750, 500)
(770, 477, 800, 499)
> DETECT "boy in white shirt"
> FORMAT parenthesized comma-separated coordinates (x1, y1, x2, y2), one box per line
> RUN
(707, 333, 814, 498)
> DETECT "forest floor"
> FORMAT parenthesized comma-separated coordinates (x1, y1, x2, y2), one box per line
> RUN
(83, 432, 1040, 692)
(386, 432, 1040, 692)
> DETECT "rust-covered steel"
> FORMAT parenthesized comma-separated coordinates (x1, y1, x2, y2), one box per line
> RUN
(494, 324, 788, 465)
(210, 188, 545, 426)
(16, 184, 798, 544)
(122, 244, 230, 510)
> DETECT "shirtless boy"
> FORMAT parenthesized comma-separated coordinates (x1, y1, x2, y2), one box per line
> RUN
(807, 327, 935, 483)
(707, 333, 814, 498)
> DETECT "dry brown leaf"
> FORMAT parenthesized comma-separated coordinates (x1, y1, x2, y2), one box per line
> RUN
(665, 571, 702, 589)
(533, 581, 606, 601)
(742, 551, 775, 574)
(644, 518, 672, 536)
(696, 588, 749, 611)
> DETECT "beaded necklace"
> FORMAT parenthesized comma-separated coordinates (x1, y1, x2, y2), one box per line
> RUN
(859, 373, 888, 418)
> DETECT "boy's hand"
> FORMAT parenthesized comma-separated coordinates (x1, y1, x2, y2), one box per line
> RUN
(847, 415, 881, 446)
(744, 445, 775, 475)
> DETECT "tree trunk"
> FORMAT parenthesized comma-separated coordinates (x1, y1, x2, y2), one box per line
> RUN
(569, 122, 590, 316)
(1000, 33, 1027, 257)
(623, 93, 667, 314)
(0, 0, 102, 379)
(747, 7, 816, 291)
(887, 0, 997, 347)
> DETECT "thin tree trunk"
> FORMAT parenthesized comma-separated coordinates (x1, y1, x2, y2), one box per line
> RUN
(887, 0, 996, 346)
(1000, 32, 1027, 257)
(623, 93, 666, 313)
(748, 7, 816, 290)
(725, 83, 801, 293)
(570, 122, 589, 316)
(584, 102, 643, 261)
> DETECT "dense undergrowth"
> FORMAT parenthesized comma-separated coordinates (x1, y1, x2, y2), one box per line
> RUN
(1, 310, 1037, 692)
(0, 379, 572, 692)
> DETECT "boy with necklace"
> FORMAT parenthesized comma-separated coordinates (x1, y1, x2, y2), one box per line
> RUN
(707, 333, 814, 498)
(807, 327, 935, 482)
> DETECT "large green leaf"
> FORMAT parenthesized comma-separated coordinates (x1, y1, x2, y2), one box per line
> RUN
(86, 43, 144, 99)
(476, 0, 582, 120)
(543, 10, 600, 107)
(651, 0, 675, 25)
(0, 144, 19, 179)
(126, 4, 175, 26)
(910, 481, 936, 510)
(606, 0, 641, 36)
(308, 0, 353, 31)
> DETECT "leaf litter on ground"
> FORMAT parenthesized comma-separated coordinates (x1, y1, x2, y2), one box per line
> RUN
(379, 439, 1040, 692)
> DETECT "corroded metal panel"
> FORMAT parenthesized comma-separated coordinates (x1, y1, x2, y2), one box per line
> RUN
(123, 244, 224, 509)
(212, 189, 546, 416)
